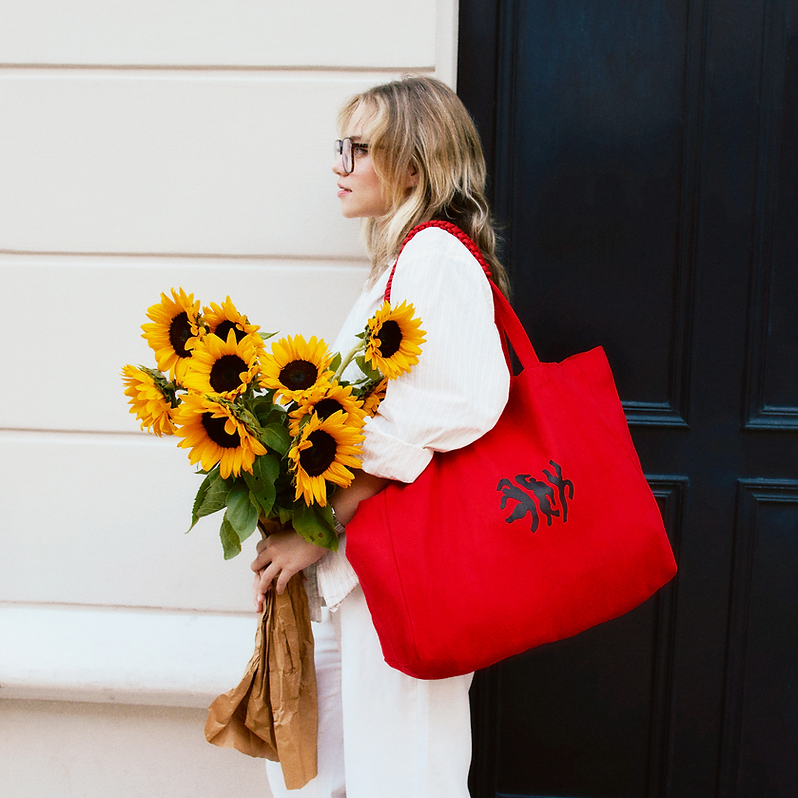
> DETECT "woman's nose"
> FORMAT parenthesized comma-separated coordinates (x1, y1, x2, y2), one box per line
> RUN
(332, 154, 345, 176)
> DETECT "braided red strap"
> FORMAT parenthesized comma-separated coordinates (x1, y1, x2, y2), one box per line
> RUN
(384, 220, 492, 302)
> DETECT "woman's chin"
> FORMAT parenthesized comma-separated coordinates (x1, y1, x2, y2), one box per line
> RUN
(339, 205, 363, 220)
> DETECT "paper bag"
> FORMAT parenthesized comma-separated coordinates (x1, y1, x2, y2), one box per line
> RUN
(205, 572, 318, 789)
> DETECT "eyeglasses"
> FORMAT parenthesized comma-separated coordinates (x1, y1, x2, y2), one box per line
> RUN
(334, 138, 369, 175)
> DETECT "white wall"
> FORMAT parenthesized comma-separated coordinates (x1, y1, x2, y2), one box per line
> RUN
(0, 2, 459, 795)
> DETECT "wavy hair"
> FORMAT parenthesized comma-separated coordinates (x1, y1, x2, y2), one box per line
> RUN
(338, 76, 510, 296)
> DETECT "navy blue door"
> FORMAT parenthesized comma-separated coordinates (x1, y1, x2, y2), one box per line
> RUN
(459, 2, 798, 796)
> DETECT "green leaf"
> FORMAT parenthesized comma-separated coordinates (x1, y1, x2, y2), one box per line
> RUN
(314, 503, 336, 537)
(261, 422, 291, 456)
(329, 352, 342, 374)
(187, 472, 214, 533)
(225, 485, 259, 544)
(258, 330, 279, 341)
(220, 517, 242, 559)
(254, 452, 281, 484)
(251, 397, 282, 425)
(291, 502, 338, 551)
(243, 463, 277, 518)
(187, 468, 229, 532)
(247, 490, 271, 519)
(355, 354, 382, 382)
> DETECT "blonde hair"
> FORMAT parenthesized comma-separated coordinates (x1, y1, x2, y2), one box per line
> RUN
(338, 75, 510, 296)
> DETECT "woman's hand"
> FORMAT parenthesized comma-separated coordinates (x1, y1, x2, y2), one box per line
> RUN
(250, 529, 325, 611)
(250, 472, 391, 611)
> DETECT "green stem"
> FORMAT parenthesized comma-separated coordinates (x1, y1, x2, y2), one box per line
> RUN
(333, 340, 366, 381)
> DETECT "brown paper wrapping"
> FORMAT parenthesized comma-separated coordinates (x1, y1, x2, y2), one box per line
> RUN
(204, 571, 318, 790)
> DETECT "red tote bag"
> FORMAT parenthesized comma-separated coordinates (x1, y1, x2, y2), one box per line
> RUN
(346, 222, 678, 680)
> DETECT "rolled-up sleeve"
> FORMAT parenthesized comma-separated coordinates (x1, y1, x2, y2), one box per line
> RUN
(359, 227, 510, 482)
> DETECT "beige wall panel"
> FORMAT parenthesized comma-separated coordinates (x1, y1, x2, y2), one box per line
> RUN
(0, 255, 368, 432)
(0, 0, 438, 68)
(0, 699, 272, 798)
(0, 0, 460, 782)
(0, 430, 271, 611)
(0, 72, 404, 255)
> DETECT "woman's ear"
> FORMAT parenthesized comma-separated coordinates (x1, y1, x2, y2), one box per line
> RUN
(405, 163, 420, 188)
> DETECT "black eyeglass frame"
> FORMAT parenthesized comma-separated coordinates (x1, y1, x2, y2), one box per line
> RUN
(335, 138, 370, 175)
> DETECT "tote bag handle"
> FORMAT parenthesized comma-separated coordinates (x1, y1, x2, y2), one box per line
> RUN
(385, 220, 541, 371)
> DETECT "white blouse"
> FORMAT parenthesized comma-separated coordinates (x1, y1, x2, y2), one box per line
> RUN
(315, 226, 511, 609)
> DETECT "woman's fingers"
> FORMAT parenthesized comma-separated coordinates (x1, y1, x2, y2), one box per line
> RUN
(255, 535, 270, 555)
(252, 571, 265, 612)
(252, 563, 281, 610)
(251, 538, 272, 572)
(249, 529, 326, 605)
(275, 567, 293, 596)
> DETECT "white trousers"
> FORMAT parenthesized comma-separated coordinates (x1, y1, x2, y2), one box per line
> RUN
(265, 586, 473, 798)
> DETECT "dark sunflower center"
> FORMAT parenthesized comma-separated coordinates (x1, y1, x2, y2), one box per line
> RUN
(210, 354, 247, 392)
(298, 430, 337, 477)
(377, 320, 402, 358)
(214, 320, 245, 342)
(200, 413, 241, 449)
(313, 398, 344, 420)
(279, 360, 318, 390)
(169, 312, 194, 358)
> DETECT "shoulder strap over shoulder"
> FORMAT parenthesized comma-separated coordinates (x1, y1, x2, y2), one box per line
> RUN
(384, 220, 492, 303)
(383, 220, 541, 369)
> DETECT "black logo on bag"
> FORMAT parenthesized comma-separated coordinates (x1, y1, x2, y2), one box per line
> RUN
(497, 460, 574, 533)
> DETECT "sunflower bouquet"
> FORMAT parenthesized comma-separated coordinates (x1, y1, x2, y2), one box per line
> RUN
(122, 288, 424, 559)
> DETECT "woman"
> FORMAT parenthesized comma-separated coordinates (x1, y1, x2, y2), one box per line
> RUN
(251, 75, 511, 798)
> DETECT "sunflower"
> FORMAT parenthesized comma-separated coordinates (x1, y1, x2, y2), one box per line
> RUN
(364, 301, 425, 379)
(360, 378, 388, 417)
(203, 296, 263, 348)
(288, 411, 363, 506)
(141, 288, 205, 381)
(121, 364, 178, 436)
(174, 394, 267, 479)
(260, 334, 333, 403)
(288, 380, 367, 436)
(181, 329, 262, 398)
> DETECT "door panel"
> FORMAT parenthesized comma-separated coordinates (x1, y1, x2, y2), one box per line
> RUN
(459, 1, 798, 796)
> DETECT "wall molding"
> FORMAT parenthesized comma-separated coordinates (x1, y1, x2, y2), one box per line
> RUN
(0, 602, 256, 708)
